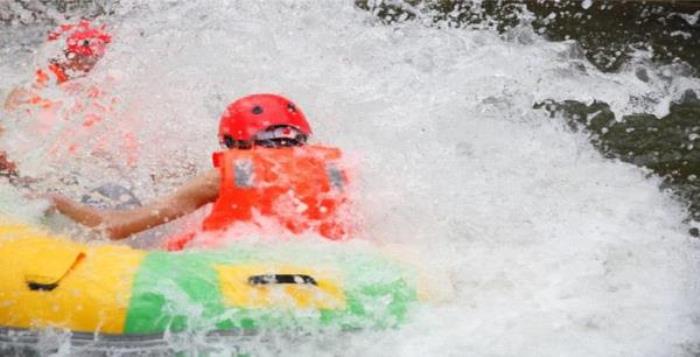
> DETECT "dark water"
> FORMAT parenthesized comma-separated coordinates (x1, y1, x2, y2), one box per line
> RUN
(359, 0, 700, 234)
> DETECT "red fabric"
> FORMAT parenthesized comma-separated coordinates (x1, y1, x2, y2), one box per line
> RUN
(33, 63, 68, 89)
(164, 145, 352, 250)
(164, 231, 196, 251)
(48, 63, 69, 84)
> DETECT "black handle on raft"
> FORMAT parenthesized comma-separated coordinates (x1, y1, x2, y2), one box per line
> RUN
(248, 274, 318, 286)
(27, 282, 58, 291)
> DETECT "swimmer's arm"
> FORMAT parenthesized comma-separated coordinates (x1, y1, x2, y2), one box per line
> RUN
(51, 169, 220, 240)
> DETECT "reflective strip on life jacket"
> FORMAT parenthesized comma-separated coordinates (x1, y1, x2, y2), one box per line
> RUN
(326, 163, 344, 192)
(234, 160, 254, 188)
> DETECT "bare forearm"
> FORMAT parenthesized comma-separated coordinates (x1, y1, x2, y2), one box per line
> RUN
(102, 203, 193, 240)
(50, 170, 220, 240)
(51, 196, 191, 240)
(51, 194, 104, 227)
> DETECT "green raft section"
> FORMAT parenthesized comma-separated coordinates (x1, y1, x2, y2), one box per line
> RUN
(123, 242, 418, 335)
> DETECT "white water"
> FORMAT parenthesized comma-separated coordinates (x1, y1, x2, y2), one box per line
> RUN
(1, 1, 699, 356)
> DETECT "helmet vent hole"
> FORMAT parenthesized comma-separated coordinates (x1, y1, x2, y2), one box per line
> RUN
(252, 106, 263, 115)
(287, 103, 297, 112)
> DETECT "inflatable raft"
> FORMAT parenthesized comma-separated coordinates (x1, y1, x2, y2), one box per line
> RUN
(0, 221, 420, 343)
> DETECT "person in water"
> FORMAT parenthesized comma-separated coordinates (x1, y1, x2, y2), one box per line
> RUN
(1, 20, 112, 172)
(3, 20, 111, 110)
(49, 94, 353, 250)
(3, 20, 140, 168)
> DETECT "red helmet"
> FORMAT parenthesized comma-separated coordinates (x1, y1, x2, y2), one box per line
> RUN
(219, 94, 312, 149)
(48, 20, 111, 58)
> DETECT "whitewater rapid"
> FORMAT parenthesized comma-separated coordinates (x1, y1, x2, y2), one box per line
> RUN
(1, 1, 699, 356)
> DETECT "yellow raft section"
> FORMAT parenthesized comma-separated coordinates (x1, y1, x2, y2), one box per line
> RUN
(0, 222, 145, 334)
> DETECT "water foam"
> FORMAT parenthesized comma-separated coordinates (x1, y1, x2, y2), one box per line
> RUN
(1, 1, 699, 355)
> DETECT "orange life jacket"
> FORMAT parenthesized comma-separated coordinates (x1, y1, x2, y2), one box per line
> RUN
(205, 144, 351, 237)
(165, 145, 352, 250)
(19, 64, 69, 109)
(34, 63, 69, 88)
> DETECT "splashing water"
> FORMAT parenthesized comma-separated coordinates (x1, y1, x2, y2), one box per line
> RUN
(1, 1, 699, 356)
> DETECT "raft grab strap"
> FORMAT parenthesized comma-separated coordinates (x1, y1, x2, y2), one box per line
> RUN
(248, 274, 318, 286)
